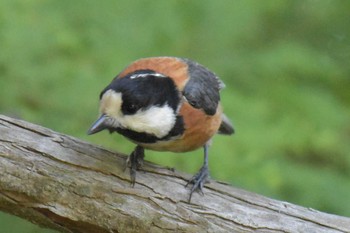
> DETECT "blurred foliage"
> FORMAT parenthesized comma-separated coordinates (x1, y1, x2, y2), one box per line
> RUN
(1, 0, 350, 232)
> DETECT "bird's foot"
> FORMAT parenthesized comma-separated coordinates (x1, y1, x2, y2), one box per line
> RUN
(185, 164, 210, 202)
(125, 146, 145, 187)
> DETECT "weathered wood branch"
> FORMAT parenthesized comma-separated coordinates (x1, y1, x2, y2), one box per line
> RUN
(0, 114, 349, 233)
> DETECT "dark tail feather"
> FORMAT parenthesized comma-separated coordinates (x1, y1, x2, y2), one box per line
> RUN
(218, 114, 234, 135)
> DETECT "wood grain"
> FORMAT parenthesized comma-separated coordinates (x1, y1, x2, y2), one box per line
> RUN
(0, 115, 349, 233)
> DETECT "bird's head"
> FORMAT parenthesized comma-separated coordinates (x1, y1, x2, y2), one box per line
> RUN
(88, 69, 181, 139)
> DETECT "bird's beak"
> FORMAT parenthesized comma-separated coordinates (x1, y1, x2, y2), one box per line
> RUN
(87, 115, 108, 135)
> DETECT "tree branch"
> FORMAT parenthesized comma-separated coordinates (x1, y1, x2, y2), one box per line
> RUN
(0, 114, 349, 233)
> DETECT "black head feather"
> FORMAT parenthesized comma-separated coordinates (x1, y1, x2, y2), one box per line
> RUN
(100, 70, 180, 115)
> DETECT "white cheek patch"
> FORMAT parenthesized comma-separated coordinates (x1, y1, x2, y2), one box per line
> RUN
(118, 105, 176, 138)
(100, 89, 176, 138)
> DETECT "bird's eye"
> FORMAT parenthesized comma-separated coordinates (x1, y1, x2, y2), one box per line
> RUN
(129, 104, 137, 111)
(122, 103, 139, 115)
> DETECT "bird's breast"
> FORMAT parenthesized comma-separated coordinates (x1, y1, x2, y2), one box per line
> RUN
(138, 102, 222, 152)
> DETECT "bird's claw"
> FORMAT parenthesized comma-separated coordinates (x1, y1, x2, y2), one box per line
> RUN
(125, 146, 144, 187)
(186, 165, 209, 202)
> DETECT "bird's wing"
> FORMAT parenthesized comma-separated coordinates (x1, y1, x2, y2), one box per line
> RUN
(181, 58, 224, 115)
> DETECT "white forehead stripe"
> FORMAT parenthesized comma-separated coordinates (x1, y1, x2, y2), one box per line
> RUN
(129, 72, 167, 79)
(100, 90, 122, 117)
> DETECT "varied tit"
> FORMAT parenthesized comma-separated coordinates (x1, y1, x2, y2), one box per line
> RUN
(88, 57, 234, 201)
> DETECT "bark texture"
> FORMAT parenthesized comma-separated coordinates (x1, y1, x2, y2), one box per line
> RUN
(0, 114, 349, 233)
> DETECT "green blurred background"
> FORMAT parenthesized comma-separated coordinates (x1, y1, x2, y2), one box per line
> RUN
(1, 0, 350, 232)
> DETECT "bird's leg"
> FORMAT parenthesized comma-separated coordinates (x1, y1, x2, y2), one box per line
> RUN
(125, 145, 145, 187)
(186, 142, 210, 202)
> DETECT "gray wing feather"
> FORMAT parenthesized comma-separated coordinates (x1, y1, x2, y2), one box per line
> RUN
(182, 58, 224, 115)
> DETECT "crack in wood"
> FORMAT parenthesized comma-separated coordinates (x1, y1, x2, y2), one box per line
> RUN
(1, 114, 350, 233)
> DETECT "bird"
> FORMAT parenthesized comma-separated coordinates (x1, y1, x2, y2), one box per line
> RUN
(88, 56, 234, 202)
